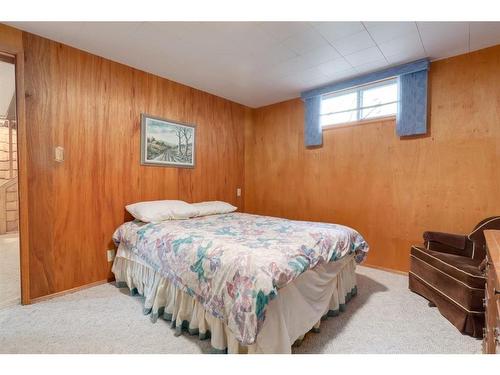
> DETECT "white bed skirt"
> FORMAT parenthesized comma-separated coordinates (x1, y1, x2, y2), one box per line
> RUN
(112, 251, 357, 354)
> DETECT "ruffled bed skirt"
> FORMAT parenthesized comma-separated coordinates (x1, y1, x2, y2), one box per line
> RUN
(112, 254, 357, 354)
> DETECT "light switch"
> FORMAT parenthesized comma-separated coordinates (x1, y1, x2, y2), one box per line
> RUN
(54, 146, 64, 162)
(236, 188, 242, 197)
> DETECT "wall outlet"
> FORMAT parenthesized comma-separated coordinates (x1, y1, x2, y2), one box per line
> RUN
(54, 146, 64, 162)
(236, 188, 242, 197)
(107, 249, 116, 262)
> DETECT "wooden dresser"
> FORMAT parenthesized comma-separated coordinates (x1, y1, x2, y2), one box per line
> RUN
(484, 230, 500, 354)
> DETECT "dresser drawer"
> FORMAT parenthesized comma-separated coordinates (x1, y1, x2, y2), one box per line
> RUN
(484, 230, 500, 354)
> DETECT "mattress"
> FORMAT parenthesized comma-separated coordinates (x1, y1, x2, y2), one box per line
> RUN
(112, 212, 369, 351)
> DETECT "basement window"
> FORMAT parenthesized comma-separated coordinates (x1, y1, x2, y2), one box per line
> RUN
(320, 78, 398, 127)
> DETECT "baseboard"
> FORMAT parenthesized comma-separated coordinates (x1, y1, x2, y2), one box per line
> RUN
(30, 279, 109, 304)
(361, 263, 409, 276)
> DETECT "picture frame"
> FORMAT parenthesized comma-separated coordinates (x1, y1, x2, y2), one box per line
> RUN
(140, 113, 196, 168)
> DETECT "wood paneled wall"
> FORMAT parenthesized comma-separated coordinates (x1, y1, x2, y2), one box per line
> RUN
(23, 33, 250, 299)
(245, 45, 500, 272)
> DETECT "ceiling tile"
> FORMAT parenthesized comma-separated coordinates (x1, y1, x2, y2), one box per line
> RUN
(281, 28, 330, 55)
(291, 66, 329, 86)
(75, 22, 144, 56)
(378, 31, 425, 59)
(139, 21, 187, 37)
(260, 74, 303, 93)
(386, 50, 427, 65)
(364, 22, 418, 44)
(316, 58, 352, 76)
(267, 56, 314, 78)
(344, 46, 385, 67)
(296, 45, 341, 67)
(210, 22, 278, 52)
(311, 22, 365, 42)
(322, 68, 358, 83)
(469, 22, 500, 51)
(417, 22, 469, 59)
(354, 59, 388, 74)
(10, 21, 86, 46)
(177, 23, 247, 55)
(259, 22, 311, 43)
(246, 83, 298, 107)
(129, 24, 199, 61)
(330, 30, 376, 56)
(249, 45, 298, 70)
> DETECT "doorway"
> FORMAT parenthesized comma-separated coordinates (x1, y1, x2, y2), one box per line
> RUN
(0, 52, 19, 308)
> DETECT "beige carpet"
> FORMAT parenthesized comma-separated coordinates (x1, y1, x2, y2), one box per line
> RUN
(0, 265, 481, 354)
(0, 233, 20, 309)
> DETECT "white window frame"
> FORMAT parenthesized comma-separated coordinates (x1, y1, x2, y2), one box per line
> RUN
(320, 77, 399, 127)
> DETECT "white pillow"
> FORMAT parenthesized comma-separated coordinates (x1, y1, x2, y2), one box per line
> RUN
(192, 201, 237, 217)
(126, 200, 199, 223)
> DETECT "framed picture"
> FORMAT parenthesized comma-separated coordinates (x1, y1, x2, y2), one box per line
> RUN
(140, 113, 196, 168)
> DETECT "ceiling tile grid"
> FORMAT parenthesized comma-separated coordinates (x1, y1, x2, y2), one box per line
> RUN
(7, 21, 500, 108)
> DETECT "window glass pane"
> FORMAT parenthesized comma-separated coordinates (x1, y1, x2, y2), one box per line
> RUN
(320, 110, 358, 126)
(321, 91, 357, 115)
(362, 82, 397, 108)
(320, 78, 398, 127)
(361, 102, 397, 120)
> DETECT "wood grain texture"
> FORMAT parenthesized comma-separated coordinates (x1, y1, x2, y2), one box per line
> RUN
(0, 24, 30, 304)
(23, 32, 249, 299)
(245, 45, 500, 272)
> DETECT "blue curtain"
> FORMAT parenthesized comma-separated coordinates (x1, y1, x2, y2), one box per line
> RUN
(396, 69, 428, 136)
(304, 96, 322, 147)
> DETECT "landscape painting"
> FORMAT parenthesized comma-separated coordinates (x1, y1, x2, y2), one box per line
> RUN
(140, 114, 196, 168)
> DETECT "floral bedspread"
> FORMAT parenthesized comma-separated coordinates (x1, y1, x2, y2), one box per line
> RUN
(112, 212, 369, 345)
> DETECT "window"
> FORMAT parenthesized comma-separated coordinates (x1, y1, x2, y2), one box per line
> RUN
(320, 78, 398, 127)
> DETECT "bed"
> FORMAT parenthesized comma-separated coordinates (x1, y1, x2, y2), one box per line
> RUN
(111, 212, 369, 353)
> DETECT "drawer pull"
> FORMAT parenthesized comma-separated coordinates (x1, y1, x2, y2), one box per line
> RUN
(495, 288, 500, 295)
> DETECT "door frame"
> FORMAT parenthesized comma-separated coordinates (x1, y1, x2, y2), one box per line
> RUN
(0, 25, 30, 304)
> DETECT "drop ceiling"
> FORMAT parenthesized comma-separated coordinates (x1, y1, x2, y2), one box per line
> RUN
(7, 22, 500, 108)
